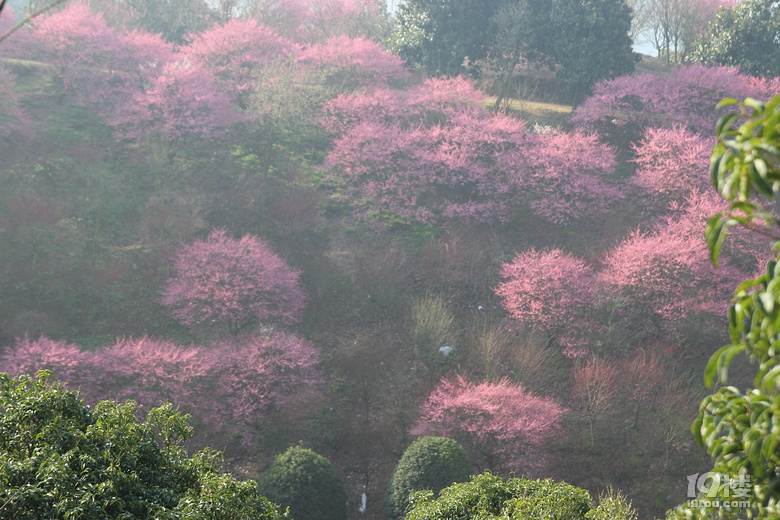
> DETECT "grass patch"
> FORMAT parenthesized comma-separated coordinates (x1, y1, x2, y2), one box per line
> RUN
(484, 96, 572, 126)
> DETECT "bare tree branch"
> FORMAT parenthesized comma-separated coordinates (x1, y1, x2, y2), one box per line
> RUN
(0, 0, 69, 45)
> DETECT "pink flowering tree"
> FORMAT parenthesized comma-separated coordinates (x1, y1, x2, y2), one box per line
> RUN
(495, 249, 595, 351)
(518, 128, 621, 225)
(204, 332, 323, 427)
(109, 61, 241, 143)
(0, 333, 322, 443)
(28, 4, 241, 144)
(323, 77, 522, 224)
(599, 192, 745, 334)
(325, 77, 620, 226)
(161, 229, 305, 334)
(297, 35, 409, 91)
(631, 125, 713, 209)
(94, 333, 321, 437)
(30, 3, 174, 120)
(325, 110, 528, 224)
(412, 376, 565, 474)
(572, 65, 780, 144)
(179, 19, 297, 107)
(323, 76, 485, 134)
(0, 335, 90, 386)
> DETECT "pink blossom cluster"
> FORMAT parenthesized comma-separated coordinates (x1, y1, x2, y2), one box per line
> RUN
(573, 65, 780, 139)
(600, 192, 743, 322)
(412, 375, 565, 473)
(161, 229, 306, 332)
(520, 128, 621, 224)
(14, 4, 242, 141)
(495, 249, 595, 348)
(16, 2, 404, 140)
(0, 333, 323, 440)
(324, 78, 619, 225)
(180, 18, 297, 105)
(297, 35, 410, 90)
(496, 192, 754, 349)
(632, 126, 714, 207)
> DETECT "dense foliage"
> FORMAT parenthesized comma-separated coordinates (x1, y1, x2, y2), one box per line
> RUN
(406, 472, 593, 520)
(548, 0, 638, 103)
(390, 0, 636, 98)
(384, 436, 472, 520)
(389, 0, 503, 76)
(256, 446, 347, 520)
(692, 0, 780, 77)
(0, 372, 292, 520)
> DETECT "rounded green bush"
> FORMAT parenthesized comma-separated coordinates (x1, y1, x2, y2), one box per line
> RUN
(257, 446, 347, 520)
(384, 436, 471, 520)
(406, 472, 592, 520)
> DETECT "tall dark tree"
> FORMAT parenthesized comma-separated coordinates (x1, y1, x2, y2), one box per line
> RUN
(691, 0, 780, 77)
(549, 0, 638, 105)
(389, 0, 503, 75)
(486, 0, 552, 110)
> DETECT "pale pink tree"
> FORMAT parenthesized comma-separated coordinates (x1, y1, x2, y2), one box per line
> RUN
(572, 64, 780, 142)
(325, 108, 528, 224)
(161, 228, 305, 334)
(518, 128, 621, 225)
(632, 125, 713, 208)
(412, 375, 565, 473)
(90, 336, 209, 409)
(30, 3, 174, 119)
(94, 333, 322, 438)
(109, 61, 241, 142)
(495, 249, 595, 350)
(0, 335, 89, 385)
(324, 78, 620, 226)
(572, 356, 617, 447)
(599, 191, 745, 332)
(323, 77, 528, 224)
(0, 332, 323, 442)
(179, 18, 297, 106)
(322, 76, 485, 134)
(297, 35, 410, 91)
(205, 332, 323, 427)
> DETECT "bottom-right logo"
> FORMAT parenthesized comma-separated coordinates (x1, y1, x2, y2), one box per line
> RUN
(686, 472, 752, 510)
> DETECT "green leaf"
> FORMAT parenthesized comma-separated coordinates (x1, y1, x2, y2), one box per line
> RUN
(704, 344, 744, 387)
(705, 213, 728, 266)
(716, 98, 739, 109)
(715, 112, 740, 138)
